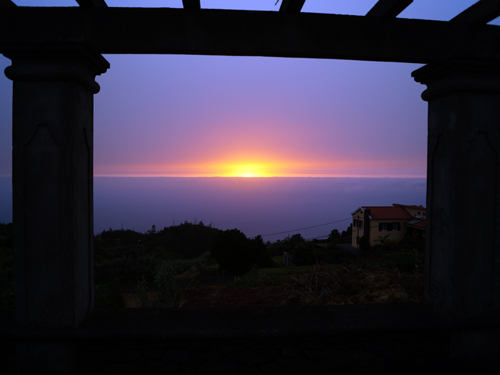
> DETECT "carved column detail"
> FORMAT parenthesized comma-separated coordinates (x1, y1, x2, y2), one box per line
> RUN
(4, 43, 109, 329)
(413, 59, 500, 320)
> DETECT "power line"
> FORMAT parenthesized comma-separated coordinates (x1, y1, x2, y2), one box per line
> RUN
(260, 218, 351, 237)
(304, 234, 331, 241)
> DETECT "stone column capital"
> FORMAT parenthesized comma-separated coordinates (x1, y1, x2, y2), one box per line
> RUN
(412, 58, 500, 101)
(415, 58, 500, 321)
(7, 41, 106, 329)
(3, 42, 109, 93)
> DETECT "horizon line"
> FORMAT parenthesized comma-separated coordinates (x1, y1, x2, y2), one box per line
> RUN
(0, 174, 427, 178)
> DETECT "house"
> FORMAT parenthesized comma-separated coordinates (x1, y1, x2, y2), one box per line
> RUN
(351, 204, 426, 248)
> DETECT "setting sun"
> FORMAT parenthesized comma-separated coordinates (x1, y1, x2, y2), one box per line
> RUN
(223, 163, 273, 178)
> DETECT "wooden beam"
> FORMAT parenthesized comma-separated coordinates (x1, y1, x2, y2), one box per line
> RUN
(0, 0, 16, 7)
(76, 0, 107, 7)
(366, 0, 412, 18)
(279, 0, 306, 13)
(182, 0, 200, 10)
(451, 0, 500, 25)
(1, 8, 500, 64)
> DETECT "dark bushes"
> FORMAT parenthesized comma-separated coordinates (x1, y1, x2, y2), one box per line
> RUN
(291, 242, 325, 266)
(95, 279, 126, 308)
(381, 250, 424, 273)
(210, 229, 274, 275)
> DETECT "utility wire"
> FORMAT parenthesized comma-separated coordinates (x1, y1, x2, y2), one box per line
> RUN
(305, 234, 330, 241)
(260, 218, 351, 237)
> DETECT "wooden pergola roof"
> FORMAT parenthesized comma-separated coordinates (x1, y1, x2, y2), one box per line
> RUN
(0, 0, 499, 63)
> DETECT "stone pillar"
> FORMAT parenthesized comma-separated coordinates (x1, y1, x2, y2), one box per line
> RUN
(3, 43, 109, 329)
(413, 59, 500, 320)
(413, 59, 500, 367)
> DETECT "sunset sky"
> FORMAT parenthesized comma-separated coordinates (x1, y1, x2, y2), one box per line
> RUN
(1, 1, 498, 178)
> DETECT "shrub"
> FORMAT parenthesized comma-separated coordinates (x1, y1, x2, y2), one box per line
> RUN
(328, 229, 340, 241)
(268, 234, 305, 256)
(168, 258, 198, 275)
(398, 236, 417, 249)
(95, 279, 126, 308)
(137, 277, 150, 308)
(292, 242, 325, 266)
(210, 230, 274, 275)
(154, 261, 182, 307)
(398, 236, 424, 251)
(197, 263, 220, 278)
(290, 243, 312, 266)
(382, 239, 399, 250)
(381, 250, 424, 273)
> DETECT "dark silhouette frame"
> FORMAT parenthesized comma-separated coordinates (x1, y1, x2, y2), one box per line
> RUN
(1, 1, 500, 373)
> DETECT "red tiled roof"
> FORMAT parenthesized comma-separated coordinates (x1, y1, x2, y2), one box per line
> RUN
(393, 203, 425, 209)
(408, 219, 426, 228)
(362, 206, 413, 220)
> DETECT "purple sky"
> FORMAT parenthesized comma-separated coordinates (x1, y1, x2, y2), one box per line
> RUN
(1, 1, 499, 178)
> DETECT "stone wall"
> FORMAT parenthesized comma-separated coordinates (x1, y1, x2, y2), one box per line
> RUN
(77, 333, 449, 375)
(0, 314, 15, 374)
(2, 303, 498, 374)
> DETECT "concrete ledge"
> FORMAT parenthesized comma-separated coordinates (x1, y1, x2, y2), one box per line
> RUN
(3, 303, 498, 340)
(79, 303, 448, 339)
(2, 304, 499, 374)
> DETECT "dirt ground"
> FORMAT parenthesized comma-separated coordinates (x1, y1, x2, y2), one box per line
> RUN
(123, 267, 424, 308)
(124, 285, 285, 308)
(180, 285, 285, 307)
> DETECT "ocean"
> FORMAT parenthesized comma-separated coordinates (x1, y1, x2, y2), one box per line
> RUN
(0, 176, 426, 242)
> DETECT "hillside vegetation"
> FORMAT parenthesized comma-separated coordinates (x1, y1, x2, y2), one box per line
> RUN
(0, 222, 424, 310)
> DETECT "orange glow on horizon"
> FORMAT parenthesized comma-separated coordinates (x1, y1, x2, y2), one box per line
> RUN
(93, 153, 426, 178)
(94, 164, 425, 178)
(216, 162, 277, 177)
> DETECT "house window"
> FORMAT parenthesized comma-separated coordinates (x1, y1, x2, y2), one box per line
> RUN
(354, 219, 358, 228)
(379, 222, 400, 231)
(359, 220, 363, 229)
